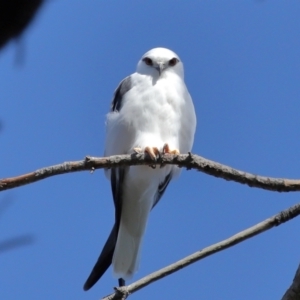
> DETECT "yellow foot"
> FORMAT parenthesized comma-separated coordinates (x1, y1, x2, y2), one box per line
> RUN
(145, 146, 160, 160)
(133, 147, 142, 154)
(162, 143, 180, 155)
(133, 147, 160, 161)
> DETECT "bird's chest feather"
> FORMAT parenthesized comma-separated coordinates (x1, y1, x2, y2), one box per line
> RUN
(122, 79, 183, 135)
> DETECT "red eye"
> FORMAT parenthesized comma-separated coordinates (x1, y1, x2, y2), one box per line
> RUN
(143, 57, 153, 66)
(169, 57, 178, 66)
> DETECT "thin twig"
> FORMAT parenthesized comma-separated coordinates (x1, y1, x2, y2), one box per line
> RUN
(1, 153, 300, 192)
(102, 203, 300, 300)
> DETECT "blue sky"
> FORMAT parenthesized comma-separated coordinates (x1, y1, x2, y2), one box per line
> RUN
(1, 1, 300, 299)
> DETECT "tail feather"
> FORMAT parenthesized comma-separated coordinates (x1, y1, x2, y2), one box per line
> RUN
(83, 224, 117, 291)
(112, 189, 154, 278)
(112, 224, 143, 279)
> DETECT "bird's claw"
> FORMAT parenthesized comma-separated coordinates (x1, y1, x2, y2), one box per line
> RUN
(145, 146, 160, 168)
(159, 143, 180, 168)
(134, 144, 179, 169)
(145, 146, 160, 161)
(133, 147, 142, 154)
(133, 146, 160, 168)
(162, 143, 180, 155)
(134, 146, 160, 160)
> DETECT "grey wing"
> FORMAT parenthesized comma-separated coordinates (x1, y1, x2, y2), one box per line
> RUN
(104, 75, 134, 159)
(84, 77, 133, 290)
(152, 172, 172, 209)
(111, 76, 133, 112)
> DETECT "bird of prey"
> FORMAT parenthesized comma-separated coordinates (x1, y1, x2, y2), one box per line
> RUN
(83, 47, 196, 291)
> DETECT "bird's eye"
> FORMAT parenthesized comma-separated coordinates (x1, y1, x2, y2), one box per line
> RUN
(143, 57, 153, 66)
(169, 57, 178, 66)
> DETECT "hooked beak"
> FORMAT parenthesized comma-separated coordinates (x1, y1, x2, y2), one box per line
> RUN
(155, 62, 166, 76)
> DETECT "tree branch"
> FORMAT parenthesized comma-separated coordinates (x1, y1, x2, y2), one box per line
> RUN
(1, 153, 300, 192)
(102, 202, 300, 300)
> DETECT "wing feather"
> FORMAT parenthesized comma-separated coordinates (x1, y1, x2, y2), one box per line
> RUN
(111, 76, 132, 112)
(152, 172, 172, 209)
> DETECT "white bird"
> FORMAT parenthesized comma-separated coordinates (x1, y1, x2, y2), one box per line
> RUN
(83, 47, 196, 290)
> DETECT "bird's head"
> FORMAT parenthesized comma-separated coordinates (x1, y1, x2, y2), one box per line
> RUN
(136, 47, 184, 79)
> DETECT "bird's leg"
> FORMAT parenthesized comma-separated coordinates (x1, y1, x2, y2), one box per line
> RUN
(118, 278, 125, 287)
(162, 143, 180, 155)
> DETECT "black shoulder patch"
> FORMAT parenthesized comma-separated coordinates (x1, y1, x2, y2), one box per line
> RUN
(111, 76, 132, 112)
